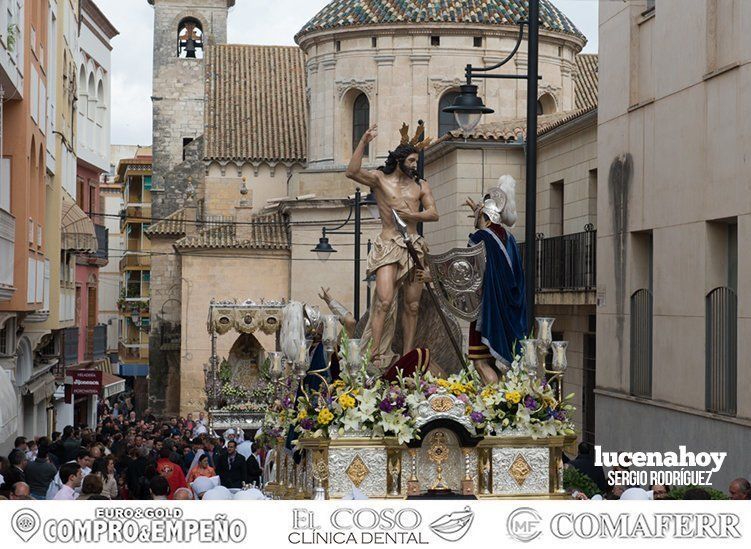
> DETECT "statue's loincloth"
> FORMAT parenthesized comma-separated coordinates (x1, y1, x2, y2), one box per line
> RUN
(366, 233, 427, 283)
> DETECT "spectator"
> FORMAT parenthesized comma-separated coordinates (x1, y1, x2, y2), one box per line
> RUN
(14, 436, 28, 454)
(92, 456, 118, 499)
(683, 487, 711, 500)
(186, 453, 215, 484)
(729, 478, 751, 500)
(216, 440, 246, 489)
(173, 487, 193, 500)
(568, 442, 608, 493)
(157, 447, 188, 500)
(78, 474, 106, 500)
(650, 483, 670, 500)
(246, 442, 262, 487)
(149, 475, 170, 500)
(1, 449, 27, 491)
(10, 481, 31, 500)
(25, 445, 57, 500)
(54, 463, 83, 500)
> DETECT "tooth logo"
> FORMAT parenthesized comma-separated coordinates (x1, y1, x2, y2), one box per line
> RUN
(11, 508, 41, 542)
(429, 506, 474, 542)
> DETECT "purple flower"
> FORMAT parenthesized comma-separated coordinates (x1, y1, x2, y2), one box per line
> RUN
(283, 396, 292, 408)
(426, 385, 438, 396)
(457, 394, 469, 404)
(379, 400, 394, 413)
(524, 396, 538, 410)
(553, 410, 566, 421)
(470, 411, 485, 423)
(300, 418, 314, 430)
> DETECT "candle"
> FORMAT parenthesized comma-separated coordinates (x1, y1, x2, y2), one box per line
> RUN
(322, 314, 340, 346)
(536, 317, 555, 345)
(551, 341, 568, 371)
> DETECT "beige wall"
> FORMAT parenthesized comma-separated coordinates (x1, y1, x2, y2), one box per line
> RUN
(205, 161, 305, 216)
(597, 0, 751, 418)
(424, 144, 526, 254)
(179, 252, 290, 415)
(537, 118, 597, 237)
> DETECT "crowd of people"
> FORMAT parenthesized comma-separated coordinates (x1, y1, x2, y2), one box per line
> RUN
(0, 395, 269, 501)
(1, 395, 749, 502)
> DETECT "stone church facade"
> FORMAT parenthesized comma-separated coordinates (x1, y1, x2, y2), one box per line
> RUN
(144, 0, 599, 439)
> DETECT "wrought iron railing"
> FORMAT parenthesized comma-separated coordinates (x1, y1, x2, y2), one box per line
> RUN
(93, 224, 108, 261)
(519, 226, 596, 291)
(62, 327, 79, 367)
(630, 289, 653, 398)
(706, 287, 737, 416)
(92, 324, 107, 361)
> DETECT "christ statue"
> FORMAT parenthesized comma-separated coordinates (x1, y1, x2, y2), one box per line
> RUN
(345, 123, 439, 370)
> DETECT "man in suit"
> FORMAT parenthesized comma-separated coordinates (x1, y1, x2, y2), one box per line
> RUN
(246, 442, 262, 487)
(216, 440, 246, 489)
(568, 442, 608, 493)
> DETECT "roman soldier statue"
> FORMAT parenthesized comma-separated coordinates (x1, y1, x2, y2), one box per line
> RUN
(465, 175, 527, 384)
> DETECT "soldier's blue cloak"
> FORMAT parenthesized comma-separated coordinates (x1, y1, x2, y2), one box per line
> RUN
(469, 227, 528, 365)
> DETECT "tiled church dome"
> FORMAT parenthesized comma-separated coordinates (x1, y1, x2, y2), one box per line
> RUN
(296, 0, 584, 41)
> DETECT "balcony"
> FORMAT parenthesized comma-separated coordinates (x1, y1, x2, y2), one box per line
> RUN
(80, 224, 109, 266)
(0, 209, 15, 301)
(520, 227, 596, 305)
(63, 327, 79, 366)
(119, 338, 148, 363)
(119, 252, 151, 271)
(120, 204, 151, 230)
(85, 324, 108, 362)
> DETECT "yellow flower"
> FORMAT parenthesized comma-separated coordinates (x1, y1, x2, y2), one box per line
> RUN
(437, 379, 451, 389)
(338, 393, 356, 409)
(505, 391, 522, 404)
(318, 408, 334, 425)
(481, 387, 496, 399)
(332, 379, 346, 390)
(297, 409, 308, 421)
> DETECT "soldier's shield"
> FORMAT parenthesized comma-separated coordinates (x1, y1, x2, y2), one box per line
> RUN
(426, 241, 486, 322)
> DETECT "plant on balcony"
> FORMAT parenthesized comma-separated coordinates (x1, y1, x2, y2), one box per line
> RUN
(6, 24, 18, 52)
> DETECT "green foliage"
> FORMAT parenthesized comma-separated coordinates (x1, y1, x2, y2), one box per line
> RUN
(563, 465, 600, 498)
(218, 358, 232, 384)
(666, 485, 729, 500)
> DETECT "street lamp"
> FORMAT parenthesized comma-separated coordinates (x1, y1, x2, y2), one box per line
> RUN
(442, 84, 494, 134)
(441, 0, 541, 331)
(311, 232, 336, 261)
(311, 188, 374, 321)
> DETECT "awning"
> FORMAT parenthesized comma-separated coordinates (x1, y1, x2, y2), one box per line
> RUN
(22, 372, 58, 405)
(61, 193, 97, 252)
(101, 372, 126, 399)
(0, 369, 19, 444)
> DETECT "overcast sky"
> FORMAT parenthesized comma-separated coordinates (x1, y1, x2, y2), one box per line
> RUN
(97, 0, 598, 146)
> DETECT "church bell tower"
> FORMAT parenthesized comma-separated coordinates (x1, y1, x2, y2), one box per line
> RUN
(148, 0, 233, 218)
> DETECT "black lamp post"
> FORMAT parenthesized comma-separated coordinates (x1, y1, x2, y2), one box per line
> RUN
(442, 0, 541, 332)
(311, 188, 377, 321)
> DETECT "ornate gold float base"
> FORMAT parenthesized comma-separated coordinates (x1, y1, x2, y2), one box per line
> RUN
(293, 433, 576, 500)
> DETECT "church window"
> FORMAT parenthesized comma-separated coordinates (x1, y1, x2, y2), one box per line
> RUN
(177, 18, 204, 59)
(473, 36, 483, 48)
(371, 37, 377, 48)
(352, 93, 370, 155)
(431, 36, 440, 47)
(438, 91, 460, 136)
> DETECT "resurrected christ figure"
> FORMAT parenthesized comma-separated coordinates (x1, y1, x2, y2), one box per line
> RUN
(345, 123, 439, 369)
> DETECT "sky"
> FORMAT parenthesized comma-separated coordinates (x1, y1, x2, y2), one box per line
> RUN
(97, 0, 599, 146)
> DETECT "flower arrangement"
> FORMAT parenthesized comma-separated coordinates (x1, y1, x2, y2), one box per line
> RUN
(254, 333, 576, 446)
